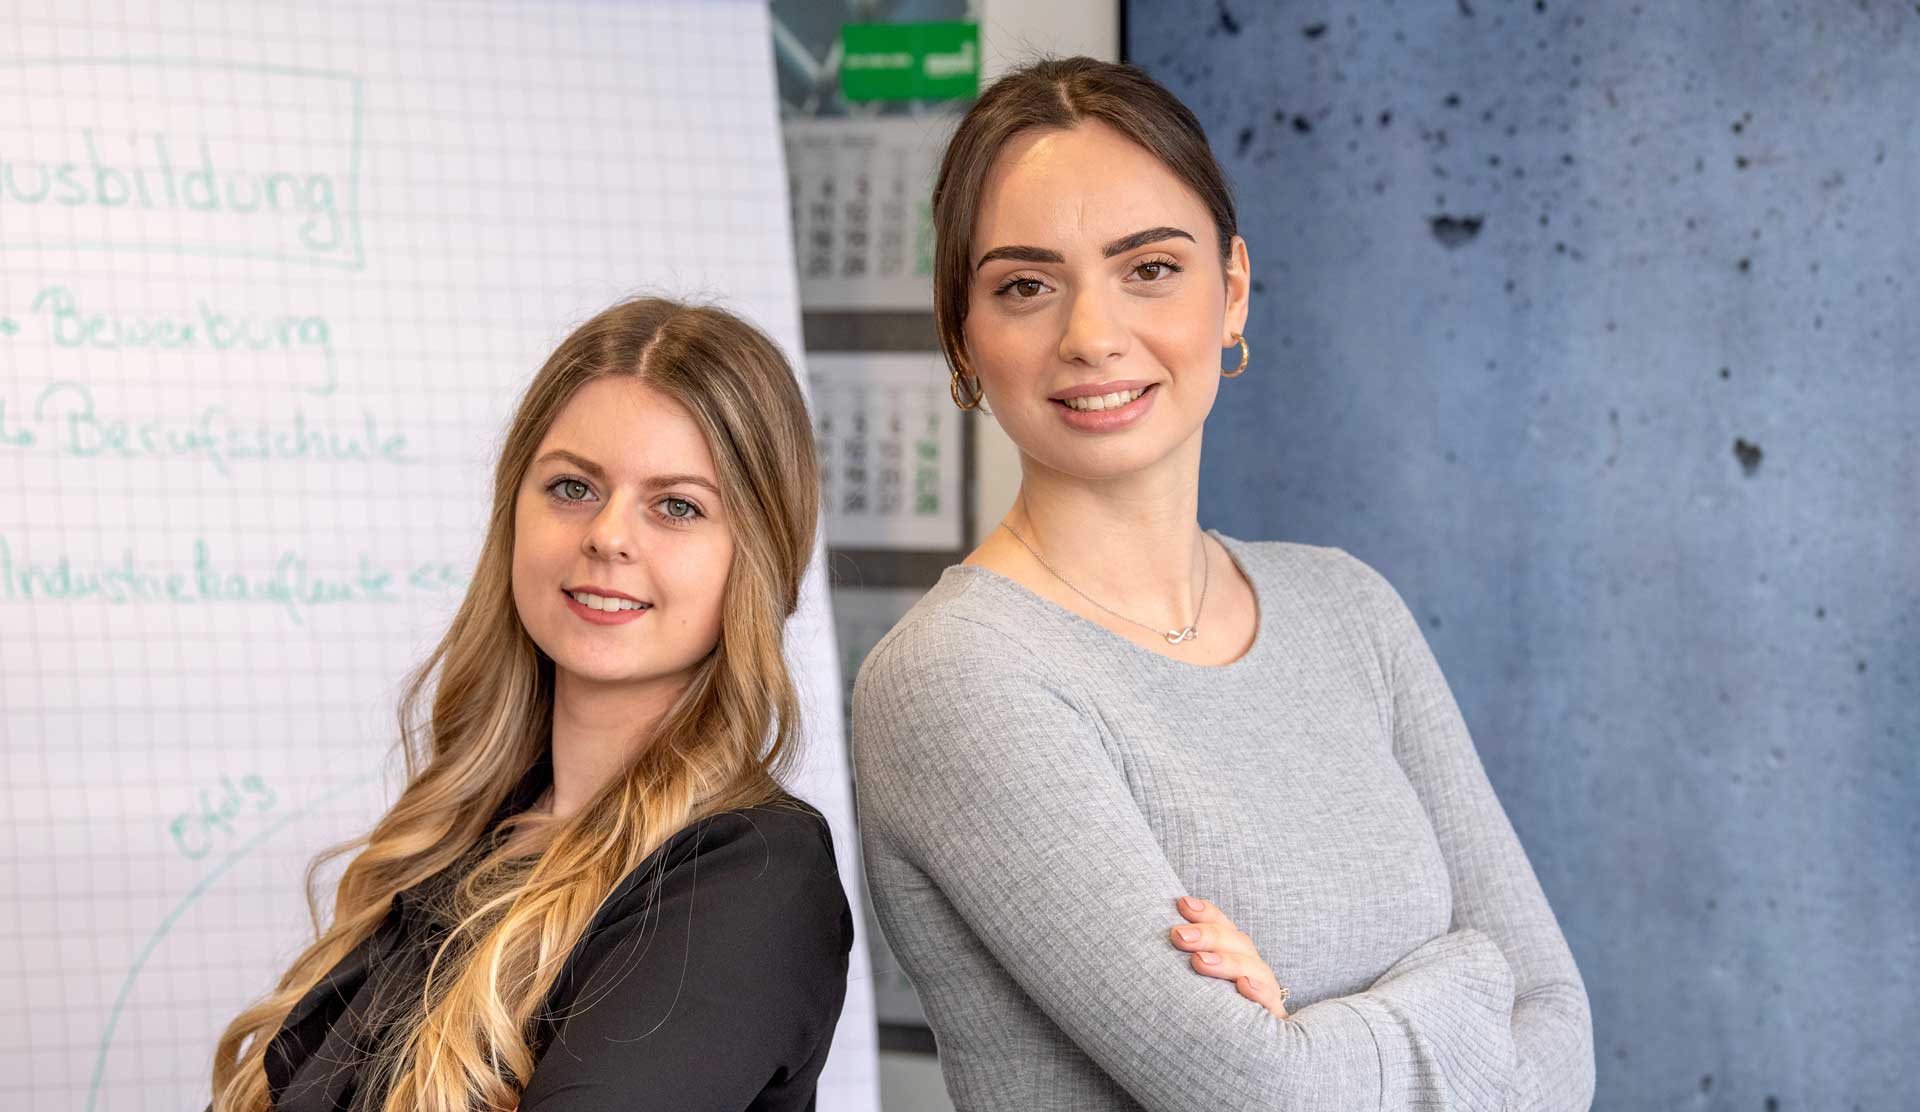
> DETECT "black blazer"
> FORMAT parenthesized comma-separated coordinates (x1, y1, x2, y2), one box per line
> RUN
(244, 757, 853, 1112)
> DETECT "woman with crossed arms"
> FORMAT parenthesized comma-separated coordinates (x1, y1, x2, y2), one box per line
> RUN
(852, 57, 1594, 1110)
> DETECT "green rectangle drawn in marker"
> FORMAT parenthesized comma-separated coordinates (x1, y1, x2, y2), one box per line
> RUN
(0, 58, 365, 270)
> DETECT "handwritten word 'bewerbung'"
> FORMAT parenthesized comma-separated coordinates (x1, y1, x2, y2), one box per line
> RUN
(0, 129, 343, 252)
(31, 284, 331, 353)
(0, 535, 469, 625)
(28, 284, 340, 394)
(0, 381, 412, 473)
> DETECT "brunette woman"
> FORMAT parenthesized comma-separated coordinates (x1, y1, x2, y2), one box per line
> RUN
(852, 58, 1594, 1111)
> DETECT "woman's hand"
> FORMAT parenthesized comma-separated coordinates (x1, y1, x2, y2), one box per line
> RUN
(1169, 896, 1291, 1019)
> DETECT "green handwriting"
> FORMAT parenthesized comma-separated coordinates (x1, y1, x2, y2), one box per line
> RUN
(0, 534, 469, 625)
(1, 58, 365, 271)
(27, 285, 338, 394)
(1, 380, 412, 472)
(169, 773, 278, 860)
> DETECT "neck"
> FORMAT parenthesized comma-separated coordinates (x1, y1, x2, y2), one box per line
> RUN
(1007, 429, 1209, 626)
(545, 668, 685, 819)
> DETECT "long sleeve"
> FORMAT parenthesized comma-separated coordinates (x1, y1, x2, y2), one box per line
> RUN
(853, 613, 1522, 1112)
(518, 806, 854, 1112)
(1343, 549, 1597, 1111)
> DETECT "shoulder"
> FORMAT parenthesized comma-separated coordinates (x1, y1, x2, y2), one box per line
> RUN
(856, 565, 1037, 678)
(552, 797, 852, 1016)
(849, 561, 1096, 722)
(1214, 531, 1412, 624)
(1210, 533, 1432, 685)
(699, 798, 844, 891)
(849, 567, 1068, 731)
(585, 797, 850, 951)
(1211, 531, 1384, 596)
(528, 798, 854, 1085)
(656, 798, 843, 907)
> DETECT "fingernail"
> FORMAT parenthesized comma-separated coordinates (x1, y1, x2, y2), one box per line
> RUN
(1199, 951, 1221, 966)
(1181, 896, 1203, 912)
(1177, 927, 1199, 943)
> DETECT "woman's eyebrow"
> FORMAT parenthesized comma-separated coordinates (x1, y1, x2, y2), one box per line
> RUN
(974, 244, 1063, 270)
(1101, 226, 1195, 256)
(534, 450, 719, 494)
(646, 473, 721, 495)
(536, 449, 608, 478)
(974, 226, 1196, 271)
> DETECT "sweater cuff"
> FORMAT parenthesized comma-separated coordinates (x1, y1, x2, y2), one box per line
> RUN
(1342, 930, 1518, 1110)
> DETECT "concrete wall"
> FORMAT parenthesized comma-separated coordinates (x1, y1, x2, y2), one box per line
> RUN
(1124, 2, 1917, 1107)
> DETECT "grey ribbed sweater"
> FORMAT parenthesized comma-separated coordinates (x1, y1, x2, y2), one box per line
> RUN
(850, 533, 1595, 1111)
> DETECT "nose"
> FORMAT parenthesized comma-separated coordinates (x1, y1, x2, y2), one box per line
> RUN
(1057, 285, 1130, 369)
(581, 499, 635, 561)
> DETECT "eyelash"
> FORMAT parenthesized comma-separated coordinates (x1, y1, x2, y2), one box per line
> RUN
(544, 477, 706, 525)
(990, 256, 1184, 298)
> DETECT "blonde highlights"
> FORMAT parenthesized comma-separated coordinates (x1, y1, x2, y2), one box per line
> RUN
(209, 298, 821, 1111)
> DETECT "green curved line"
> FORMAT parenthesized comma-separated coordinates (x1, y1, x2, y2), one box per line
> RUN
(86, 772, 379, 1111)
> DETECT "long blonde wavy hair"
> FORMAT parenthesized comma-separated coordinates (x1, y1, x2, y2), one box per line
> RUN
(208, 297, 822, 1111)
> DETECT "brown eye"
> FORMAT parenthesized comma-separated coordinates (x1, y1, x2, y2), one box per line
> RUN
(1134, 260, 1179, 281)
(1010, 279, 1044, 298)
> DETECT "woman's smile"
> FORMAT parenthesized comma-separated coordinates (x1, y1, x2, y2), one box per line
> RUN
(1051, 381, 1161, 432)
(561, 587, 653, 625)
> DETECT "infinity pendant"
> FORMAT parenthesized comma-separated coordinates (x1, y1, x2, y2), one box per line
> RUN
(1164, 627, 1198, 645)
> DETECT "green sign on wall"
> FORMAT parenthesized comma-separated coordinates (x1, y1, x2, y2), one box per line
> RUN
(839, 21, 979, 102)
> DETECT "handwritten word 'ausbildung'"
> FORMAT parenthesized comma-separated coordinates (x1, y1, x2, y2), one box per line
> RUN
(0, 535, 468, 625)
(0, 129, 345, 253)
(0, 380, 412, 473)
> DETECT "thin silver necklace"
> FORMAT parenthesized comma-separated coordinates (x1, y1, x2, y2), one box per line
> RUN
(999, 520, 1209, 645)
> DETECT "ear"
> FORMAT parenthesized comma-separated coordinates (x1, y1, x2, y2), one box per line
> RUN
(1221, 234, 1252, 346)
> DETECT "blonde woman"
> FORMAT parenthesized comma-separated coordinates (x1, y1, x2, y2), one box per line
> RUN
(208, 298, 851, 1112)
(851, 58, 1595, 1110)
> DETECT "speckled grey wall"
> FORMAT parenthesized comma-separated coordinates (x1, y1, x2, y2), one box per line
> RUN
(1126, 2, 1916, 1108)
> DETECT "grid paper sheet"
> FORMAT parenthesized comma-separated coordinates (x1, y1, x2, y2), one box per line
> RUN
(0, 3, 878, 1108)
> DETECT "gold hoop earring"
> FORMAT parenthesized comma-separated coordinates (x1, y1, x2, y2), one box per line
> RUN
(950, 368, 985, 410)
(1222, 332, 1250, 378)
